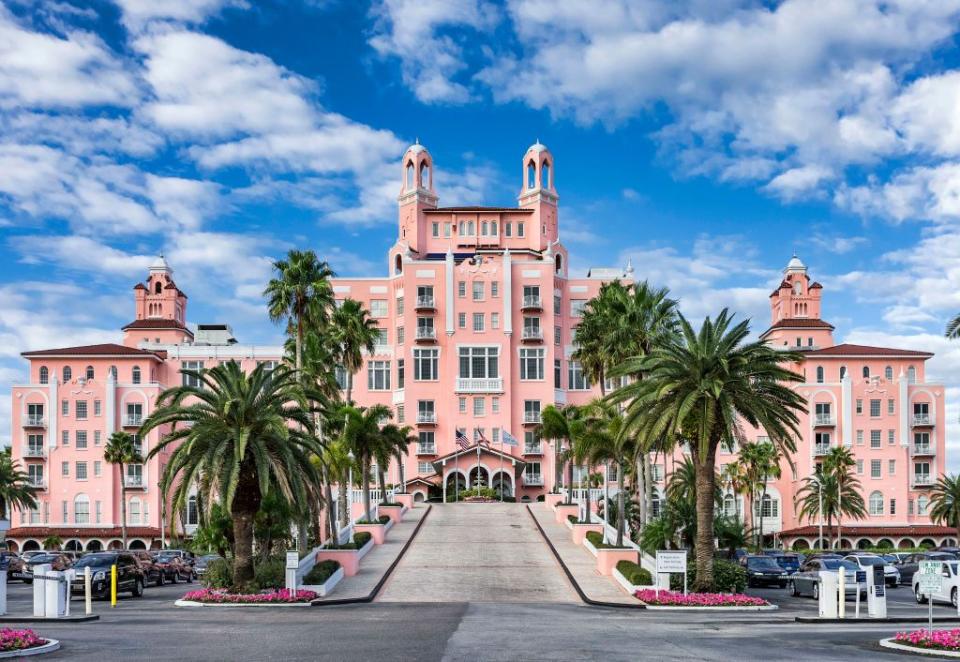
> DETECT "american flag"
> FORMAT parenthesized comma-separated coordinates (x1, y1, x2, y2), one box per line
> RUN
(477, 429, 490, 446)
(456, 429, 470, 450)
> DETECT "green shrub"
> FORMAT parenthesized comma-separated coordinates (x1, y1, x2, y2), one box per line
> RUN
(536, 495, 545, 502)
(201, 558, 233, 589)
(669, 559, 746, 593)
(616, 560, 652, 586)
(585, 530, 631, 550)
(357, 515, 390, 525)
(354, 532, 371, 548)
(568, 514, 578, 524)
(253, 556, 287, 590)
(303, 560, 340, 585)
(379, 502, 403, 507)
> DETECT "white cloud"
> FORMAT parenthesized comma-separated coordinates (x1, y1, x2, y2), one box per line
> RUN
(836, 163, 960, 224)
(14, 235, 153, 276)
(763, 165, 833, 201)
(113, 0, 247, 31)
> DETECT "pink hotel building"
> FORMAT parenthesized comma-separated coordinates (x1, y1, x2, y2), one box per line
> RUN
(6, 142, 954, 552)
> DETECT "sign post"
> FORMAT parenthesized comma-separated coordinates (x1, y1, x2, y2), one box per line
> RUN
(918, 561, 943, 636)
(285, 551, 299, 592)
(656, 550, 688, 595)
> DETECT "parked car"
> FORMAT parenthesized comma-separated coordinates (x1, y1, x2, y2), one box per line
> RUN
(159, 550, 197, 572)
(194, 554, 223, 577)
(843, 554, 900, 588)
(914, 561, 960, 607)
(128, 550, 164, 587)
(741, 555, 789, 587)
(887, 552, 915, 564)
(151, 551, 194, 584)
(765, 552, 803, 574)
(69, 553, 144, 599)
(789, 558, 866, 600)
(20, 553, 73, 584)
(900, 552, 959, 586)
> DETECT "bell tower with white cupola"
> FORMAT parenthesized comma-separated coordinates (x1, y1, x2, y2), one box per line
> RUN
(397, 140, 438, 256)
(518, 141, 559, 251)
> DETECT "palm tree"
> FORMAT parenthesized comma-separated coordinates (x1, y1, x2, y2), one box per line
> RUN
(930, 475, 960, 543)
(539, 405, 584, 505)
(612, 310, 806, 590)
(141, 361, 323, 585)
(739, 441, 781, 548)
(42, 535, 63, 550)
(264, 249, 335, 375)
(795, 471, 866, 549)
(341, 404, 392, 522)
(383, 424, 416, 498)
(720, 459, 747, 520)
(0, 454, 37, 522)
(822, 446, 857, 549)
(946, 315, 960, 339)
(104, 431, 143, 549)
(330, 299, 379, 404)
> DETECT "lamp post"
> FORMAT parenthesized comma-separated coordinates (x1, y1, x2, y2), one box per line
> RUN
(347, 450, 355, 540)
(818, 476, 824, 551)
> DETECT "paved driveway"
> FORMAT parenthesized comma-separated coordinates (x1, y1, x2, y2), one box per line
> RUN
(377, 502, 577, 603)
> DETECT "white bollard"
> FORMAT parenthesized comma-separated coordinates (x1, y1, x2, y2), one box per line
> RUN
(0, 567, 7, 616)
(838, 570, 846, 619)
(63, 569, 74, 617)
(32, 564, 50, 617)
(84, 567, 92, 615)
(44, 570, 60, 618)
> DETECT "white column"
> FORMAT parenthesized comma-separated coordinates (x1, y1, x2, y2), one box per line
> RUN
(898, 372, 909, 448)
(445, 249, 455, 335)
(503, 248, 513, 335)
(47, 378, 58, 450)
(105, 371, 116, 437)
(841, 374, 853, 447)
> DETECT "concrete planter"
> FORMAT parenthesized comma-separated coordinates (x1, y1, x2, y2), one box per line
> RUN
(393, 493, 415, 510)
(545, 493, 564, 509)
(554, 503, 579, 525)
(612, 565, 654, 596)
(880, 638, 960, 657)
(583, 536, 638, 576)
(0, 640, 60, 658)
(569, 522, 603, 546)
(314, 537, 374, 577)
(354, 522, 389, 545)
(302, 566, 344, 597)
(378, 503, 404, 524)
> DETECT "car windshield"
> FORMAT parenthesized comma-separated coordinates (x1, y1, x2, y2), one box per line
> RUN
(28, 554, 58, 563)
(747, 558, 781, 569)
(856, 557, 884, 566)
(156, 554, 177, 562)
(822, 560, 858, 570)
(72, 555, 116, 569)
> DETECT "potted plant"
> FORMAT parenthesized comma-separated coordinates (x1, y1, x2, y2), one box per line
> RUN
(354, 515, 392, 544)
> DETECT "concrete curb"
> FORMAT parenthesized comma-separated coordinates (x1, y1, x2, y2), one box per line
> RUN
(642, 604, 778, 611)
(175, 599, 313, 608)
(880, 637, 960, 657)
(311, 505, 433, 607)
(0, 639, 61, 658)
(524, 505, 646, 610)
(797, 616, 960, 624)
(0, 615, 98, 624)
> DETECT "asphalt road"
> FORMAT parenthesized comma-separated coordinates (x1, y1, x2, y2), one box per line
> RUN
(2, 580, 957, 661)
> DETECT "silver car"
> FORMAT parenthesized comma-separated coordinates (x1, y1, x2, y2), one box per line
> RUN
(843, 554, 900, 588)
(788, 558, 867, 600)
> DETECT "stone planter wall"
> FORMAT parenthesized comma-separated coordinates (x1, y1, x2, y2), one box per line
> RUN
(378, 504, 404, 524)
(596, 548, 639, 577)
(554, 503, 579, 525)
(394, 493, 415, 510)
(545, 493, 564, 508)
(354, 522, 388, 545)
(568, 522, 603, 546)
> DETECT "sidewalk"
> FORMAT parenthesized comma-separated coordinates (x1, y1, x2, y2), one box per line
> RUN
(312, 504, 428, 603)
(527, 504, 638, 606)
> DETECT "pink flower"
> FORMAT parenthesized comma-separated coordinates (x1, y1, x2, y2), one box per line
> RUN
(183, 588, 318, 604)
(634, 589, 768, 607)
(894, 629, 960, 651)
(0, 628, 45, 652)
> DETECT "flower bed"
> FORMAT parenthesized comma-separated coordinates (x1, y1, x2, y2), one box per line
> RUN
(894, 629, 960, 652)
(182, 588, 318, 604)
(0, 628, 46, 653)
(635, 589, 769, 607)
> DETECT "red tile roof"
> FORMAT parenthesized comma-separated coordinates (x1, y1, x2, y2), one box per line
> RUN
(133, 283, 147, 290)
(780, 524, 955, 538)
(806, 343, 933, 358)
(424, 206, 534, 213)
(810, 281, 823, 289)
(760, 318, 835, 338)
(122, 319, 193, 336)
(21, 343, 165, 359)
(7, 527, 161, 538)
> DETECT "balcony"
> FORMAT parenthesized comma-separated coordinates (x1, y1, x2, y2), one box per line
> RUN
(123, 415, 143, 428)
(521, 327, 543, 342)
(416, 445, 437, 456)
(455, 377, 503, 393)
(416, 411, 437, 425)
(23, 447, 45, 459)
(124, 475, 145, 488)
(814, 414, 835, 426)
(912, 475, 934, 489)
(912, 414, 934, 427)
(523, 411, 541, 425)
(523, 445, 543, 456)
(521, 295, 542, 311)
(27, 478, 46, 490)
(814, 444, 830, 456)
(415, 296, 436, 311)
(912, 444, 936, 457)
(23, 415, 45, 428)
(415, 327, 437, 343)
(523, 474, 544, 486)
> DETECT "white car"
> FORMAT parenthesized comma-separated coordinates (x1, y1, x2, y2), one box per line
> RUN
(914, 561, 960, 607)
(843, 554, 900, 588)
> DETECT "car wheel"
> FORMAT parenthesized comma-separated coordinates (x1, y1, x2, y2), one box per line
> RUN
(916, 587, 927, 604)
(812, 583, 820, 600)
(171, 572, 179, 584)
(789, 580, 799, 597)
(23, 579, 31, 585)
(132, 578, 143, 598)
(952, 588, 957, 609)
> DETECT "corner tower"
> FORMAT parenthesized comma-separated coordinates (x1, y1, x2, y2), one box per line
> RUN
(517, 141, 559, 251)
(397, 140, 438, 256)
(760, 255, 834, 349)
(122, 255, 193, 346)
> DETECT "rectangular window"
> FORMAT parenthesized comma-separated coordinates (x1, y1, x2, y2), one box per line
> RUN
(94, 400, 101, 416)
(524, 400, 541, 423)
(418, 461, 434, 475)
(397, 326, 405, 344)
(370, 300, 388, 317)
(374, 328, 388, 348)
(568, 360, 590, 390)
(869, 399, 881, 417)
(367, 361, 391, 390)
(520, 348, 545, 381)
(870, 430, 881, 448)
(888, 429, 895, 445)
(459, 397, 467, 414)
(890, 498, 896, 515)
(396, 296, 404, 315)
(491, 397, 500, 414)
(182, 361, 204, 387)
(458, 312, 466, 328)
(458, 281, 466, 298)
(554, 326, 561, 345)
(888, 399, 895, 415)
(413, 349, 438, 380)
(492, 428, 500, 443)
(76, 462, 87, 480)
(61, 399, 69, 416)
(62, 501, 67, 524)
(472, 281, 484, 301)
(396, 404, 405, 424)
(61, 430, 69, 446)
(473, 313, 485, 332)
(856, 459, 863, 475)
(126, 402, 143, 426)
(473, 397, 485, 416)
(94, 430, 101, 446)
(570, 299, 587, 317)
(76, 430, 87, 449)
(491, 313, 500, 330)
(397, 359, 405, 389)
(62, 461, 69, 477)
(94, 460, 102, 477)
(417, 431, 435, 454)
(444, 222, 451, 237)
(95, 501, 101, 524)
(553, 293, 561, 315)
(554, 359, 561, 389)
(75, 400, 87, 420)
(491, 282, 499, 297)
(856, 399, 863, 414)
(871, 459, 881, 478)
(431, 222, 439, 237)
(505, 222, 512, 237)
(856, 430, 863, 445)
(889, 459, 896, 476)
(517, 222, 525, 237)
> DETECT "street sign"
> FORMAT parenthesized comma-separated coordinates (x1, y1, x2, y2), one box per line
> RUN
(918, 561, 943, 594)
(286, 551, 299, 570)
(656, 550, 687, 574)
(855, 571, 867, 584)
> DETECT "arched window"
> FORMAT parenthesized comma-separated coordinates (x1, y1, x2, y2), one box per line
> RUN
(723, 494, 736, 518)
(884, 365, 893, 380)
(839, 366, 847, 380)
(918, 495, 929, 515)
(187, 495, 198, 526)
(816, 366, 824, 383)
(39, 367, 48, 385)
(908, 366, 916, 383)
(419, 161, 430, 188)
(869, 491, 884, 516)
(128, 498, 141, 525)
(154, 281, 162, 294)
(481, 221, 488, 236)
(394, 254, 403, 275)
(491, 222, 497, 235)
(527, 160, 536, 189)
(132, 366, 141, 385)
(793, 281, 802, 295)
(405, 161, 414, 189)
(74, 494, 90, 524)
(862, 366, 870, 378)
(84, 366, 94, 380)
(555, 254, 563, 275)
(62, 366, 72, 382)
(109, 365, 117, 380)
(542, 161, 551, 188)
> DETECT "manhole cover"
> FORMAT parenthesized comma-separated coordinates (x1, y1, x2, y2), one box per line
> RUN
(510, 524, 521, 528)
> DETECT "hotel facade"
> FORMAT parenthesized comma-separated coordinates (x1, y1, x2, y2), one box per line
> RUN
(5, 142, 954, 552)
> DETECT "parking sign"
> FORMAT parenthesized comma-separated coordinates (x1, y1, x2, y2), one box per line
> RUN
(918, 560, 943, 594)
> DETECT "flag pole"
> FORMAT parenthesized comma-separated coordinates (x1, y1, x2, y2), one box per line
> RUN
(499, 434, 504, 502)
(455, 434, 460, 503)
(476, 440, 481, 497)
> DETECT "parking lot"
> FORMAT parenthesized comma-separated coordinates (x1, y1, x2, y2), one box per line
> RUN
(745, 581, 960, 619)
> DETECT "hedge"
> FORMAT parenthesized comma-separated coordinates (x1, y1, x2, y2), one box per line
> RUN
(616, 560, 652, 586)
(303, 560, 340, 585)
(585, 530, 631, 550)
(357, 515, 390, 525)
(669, 559, 747, 593)
(323, 532, 372, 550)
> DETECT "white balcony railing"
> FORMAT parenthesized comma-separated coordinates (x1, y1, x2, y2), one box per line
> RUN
(523, 445, 542, 455)
(814, 444, 830, 456)
(912, 414, 933, 426)
(24, 415, 45, 427)
(416, 445, 437, 455)
(521, 327, 543, 341)
(417, 411, 436, 424)
(913, 475, 934, 488)
(123, 415, 143, 427)
(27, 478, 45, 489)
(124, 475, 144, 487)
(912, 445, 935, 456)
(455, 377, 504, 393)
(523, 411, 541, 424)
(416, 295, 435, 309)
(523, 474, 544, 486)
(814, 414, 835, 426)
(415, 327, 437, 340)
(521, 295, 542, 309)
(24, 447, 44, 459)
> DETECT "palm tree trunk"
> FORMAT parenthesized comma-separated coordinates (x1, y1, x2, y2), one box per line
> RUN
(231, 507, 256, 586)
(692, 444, 718, 592)
(295, 316, 303, 373)
(362, 458, 372, 521)
(397, 453, 405, 496)
(616, 462, 626, 547)
(637, 454, 648, 526)
(120, 464, 128, 548)
(338, 468, 349, 530)
(644, 456, 653, 527)
(324, 470, 336, 544)
(554, 441, 562, 494)
(346, 373, 353, 405)
(582, 467, 592, 524)
(377, 468, 387, 506)
(566, 444, 574, 504)
(758, 480, 767, 550)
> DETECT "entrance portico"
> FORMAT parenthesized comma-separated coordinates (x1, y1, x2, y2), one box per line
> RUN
(433, 443, 525, 501)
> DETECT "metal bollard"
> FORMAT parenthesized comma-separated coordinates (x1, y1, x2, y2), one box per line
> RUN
(84, 566, 92, 615)
(110, 564, 117, 608)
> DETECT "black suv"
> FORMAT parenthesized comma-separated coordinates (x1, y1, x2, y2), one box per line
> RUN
(70, 553, 144, 599)
(741, 554, 789, 588)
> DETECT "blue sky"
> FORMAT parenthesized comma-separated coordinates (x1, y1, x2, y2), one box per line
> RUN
(3, 0, 960, 466)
